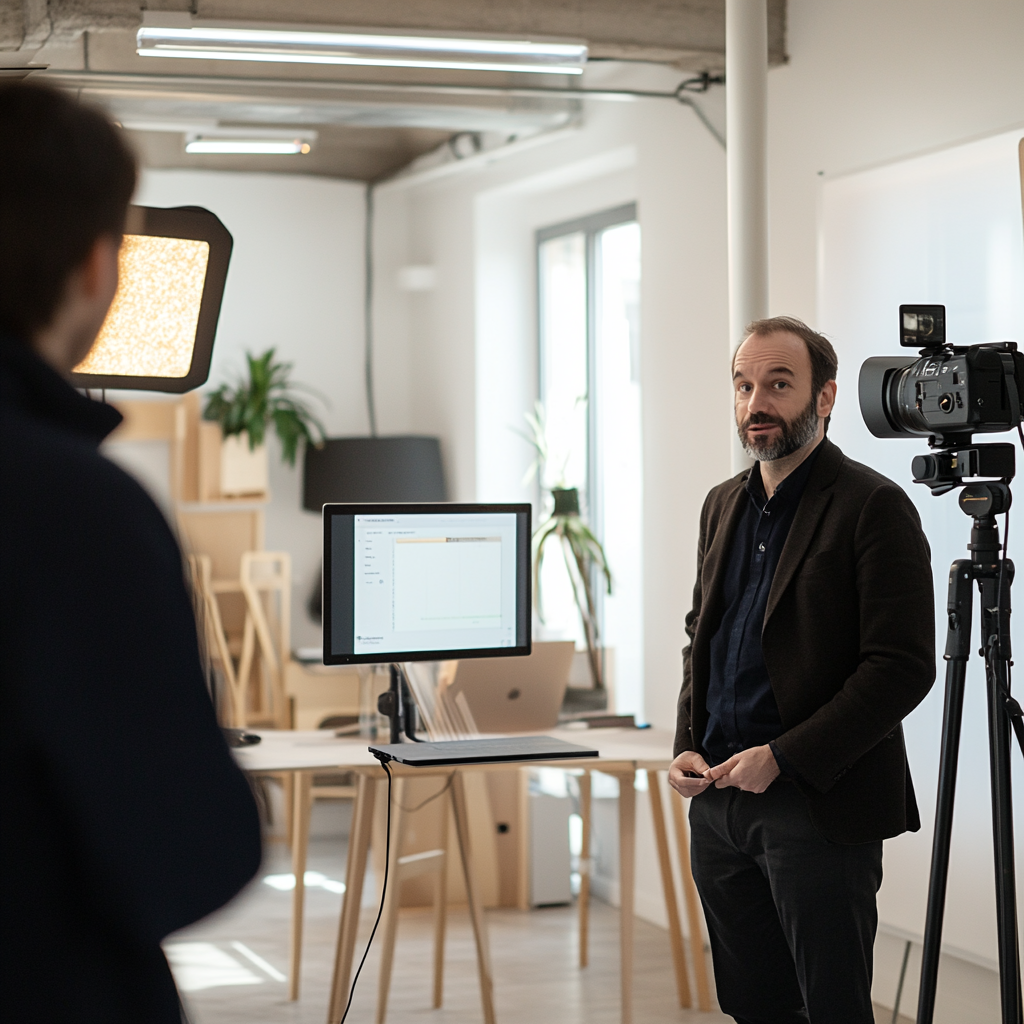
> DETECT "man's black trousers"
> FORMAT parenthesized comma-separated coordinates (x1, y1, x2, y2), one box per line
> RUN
(689, 781, 882, 1024)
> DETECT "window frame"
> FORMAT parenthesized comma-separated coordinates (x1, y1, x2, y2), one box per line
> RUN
(535, 202, 638, 650)
(536, 202, 637, 537)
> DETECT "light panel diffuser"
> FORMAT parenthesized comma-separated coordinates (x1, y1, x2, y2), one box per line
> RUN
(76, 235, 209, 378)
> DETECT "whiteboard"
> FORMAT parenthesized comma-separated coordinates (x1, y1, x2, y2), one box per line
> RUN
(819, 128, 1024, 966)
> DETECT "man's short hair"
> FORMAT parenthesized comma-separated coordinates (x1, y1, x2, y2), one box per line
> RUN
(741, 315, 839, 429)
(0, 83, 137, 341)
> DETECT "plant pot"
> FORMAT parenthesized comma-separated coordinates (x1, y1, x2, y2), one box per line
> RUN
(220, 432, 268, 496)
(551, 487, 580, 516)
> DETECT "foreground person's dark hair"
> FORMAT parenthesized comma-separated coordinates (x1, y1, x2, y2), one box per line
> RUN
(0, 82, 137, 340)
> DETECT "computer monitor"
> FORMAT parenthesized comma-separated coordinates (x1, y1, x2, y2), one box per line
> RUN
(323, 503, 531, 665)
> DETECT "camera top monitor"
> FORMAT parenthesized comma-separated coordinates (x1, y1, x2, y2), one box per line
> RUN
(323, 503, 531, 665)
(900, 304, 946, 348)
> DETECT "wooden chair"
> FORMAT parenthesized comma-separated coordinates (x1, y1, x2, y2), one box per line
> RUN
(187, 553, 242, 725)
(238, 551, 292, 729)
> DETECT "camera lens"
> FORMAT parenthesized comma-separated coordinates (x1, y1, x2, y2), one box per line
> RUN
(859, 356, 918, 438)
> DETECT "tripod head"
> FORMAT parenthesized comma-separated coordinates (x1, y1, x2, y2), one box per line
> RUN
(959, 482, 1013, 565)
(911, 440, 1015, 497)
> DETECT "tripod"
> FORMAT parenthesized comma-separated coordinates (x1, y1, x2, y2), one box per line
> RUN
(917, 467, 1024, 1024)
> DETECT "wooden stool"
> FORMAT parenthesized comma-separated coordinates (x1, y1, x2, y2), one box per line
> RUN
(288, 771, 358, 1000)
(575, 768, 711, 1011)
(375, 775, 450, 1022)
(327, 768, 495, 1024)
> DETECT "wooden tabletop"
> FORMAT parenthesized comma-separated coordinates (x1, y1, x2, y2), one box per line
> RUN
(232, 726, 677, 774)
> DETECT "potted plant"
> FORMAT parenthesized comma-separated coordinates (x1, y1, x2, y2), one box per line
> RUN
(519, 402, 612, 690)
(203, 348, 326, 496)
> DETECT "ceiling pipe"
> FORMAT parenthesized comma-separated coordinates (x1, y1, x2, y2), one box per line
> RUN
(725, 0, 769, 473)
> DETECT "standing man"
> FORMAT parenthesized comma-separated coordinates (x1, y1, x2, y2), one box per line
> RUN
(0, 84, 261, 1021)
(669, 317, 935, 1023)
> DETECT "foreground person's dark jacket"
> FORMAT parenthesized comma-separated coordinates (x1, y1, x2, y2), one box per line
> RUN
(675, 439, 935, 843)
(0, 336, 262, 1023)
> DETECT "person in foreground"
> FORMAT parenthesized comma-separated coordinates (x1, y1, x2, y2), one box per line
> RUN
(668, 317, 935, 1024)
(0, 84, 261, 1022)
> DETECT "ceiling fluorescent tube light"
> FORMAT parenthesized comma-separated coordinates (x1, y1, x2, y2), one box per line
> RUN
(186, 137, 310, 155)
(137, 17, 587, 74)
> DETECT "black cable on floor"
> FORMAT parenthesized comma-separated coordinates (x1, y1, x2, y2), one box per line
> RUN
(340, 753, 393, 1023)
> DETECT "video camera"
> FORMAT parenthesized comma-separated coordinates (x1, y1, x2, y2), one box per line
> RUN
(859, 304, 1024, 494)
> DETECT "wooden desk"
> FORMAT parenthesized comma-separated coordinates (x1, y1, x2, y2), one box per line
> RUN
(234, 729, 708, 1024)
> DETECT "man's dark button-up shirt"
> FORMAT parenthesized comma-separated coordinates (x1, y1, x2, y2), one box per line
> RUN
(702, 441, 824, 766)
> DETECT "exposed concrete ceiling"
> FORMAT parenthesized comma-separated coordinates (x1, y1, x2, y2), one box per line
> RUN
(3, 1, 786, 181)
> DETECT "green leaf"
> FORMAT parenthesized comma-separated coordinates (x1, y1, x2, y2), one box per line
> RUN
(201, 347, 327, 463)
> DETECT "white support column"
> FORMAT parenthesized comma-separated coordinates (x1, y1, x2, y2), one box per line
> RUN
(726, 0, 769, 473)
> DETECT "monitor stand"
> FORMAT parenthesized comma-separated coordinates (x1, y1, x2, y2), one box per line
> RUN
(370, 663, 599, 767)
(376, 664, 421, 744)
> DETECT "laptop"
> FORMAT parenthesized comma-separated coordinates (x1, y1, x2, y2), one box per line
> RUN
(447, 640, 576, 733)
(369, 735, 598, 766)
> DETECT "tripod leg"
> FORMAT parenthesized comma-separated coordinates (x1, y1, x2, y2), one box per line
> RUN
(981, 565, 1023, 1024)
(917, 560, 973, 1024)
(986, 659, 1023, 1024)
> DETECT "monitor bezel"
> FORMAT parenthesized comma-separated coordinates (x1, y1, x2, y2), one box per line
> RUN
(322, 502, 532, 665)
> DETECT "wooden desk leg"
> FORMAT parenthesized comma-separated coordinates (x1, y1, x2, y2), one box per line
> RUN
(327, 772, 377, 1024)
(375, 779, 406, 1024)
(577, 770, 592, 968)
(670, 790, 711, 1012)
(450, 772, 496, 1024)
(289, 771, 313, 1001)
(617, 770, 636, 1024)
(647, 770, 692, 1008)
(433, 793, 449, 1009)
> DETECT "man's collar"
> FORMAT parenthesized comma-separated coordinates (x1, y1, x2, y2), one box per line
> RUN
(746, 437, 827, 505)
(0, 331, 123, 444)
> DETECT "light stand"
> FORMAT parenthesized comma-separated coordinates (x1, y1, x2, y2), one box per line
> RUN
(915, 443, 1024, 1024)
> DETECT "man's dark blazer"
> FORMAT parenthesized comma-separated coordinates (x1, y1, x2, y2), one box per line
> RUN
(674, 438, 935, 844)
(1, 337, 262, 1022)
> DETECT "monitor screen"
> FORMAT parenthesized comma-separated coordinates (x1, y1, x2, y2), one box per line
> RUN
(323, 503, 531, 664)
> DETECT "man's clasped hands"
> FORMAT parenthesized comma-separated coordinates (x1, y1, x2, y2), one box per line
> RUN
(668, 744, 781, 797)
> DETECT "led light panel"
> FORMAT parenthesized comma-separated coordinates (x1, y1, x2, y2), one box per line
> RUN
(71, 206, 232, 393)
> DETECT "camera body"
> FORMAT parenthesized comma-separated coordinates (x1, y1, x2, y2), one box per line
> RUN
(859, 305, 1024, 449)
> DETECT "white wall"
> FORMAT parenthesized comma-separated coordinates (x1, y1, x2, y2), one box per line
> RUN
(766, 3, 1024, 1018)
(108, 170, 367, 648)
(375, 97, 730, 736)
(768, 0, 1024, 323)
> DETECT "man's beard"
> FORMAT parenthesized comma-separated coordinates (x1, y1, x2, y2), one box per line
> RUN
(738, 395, 820, 462)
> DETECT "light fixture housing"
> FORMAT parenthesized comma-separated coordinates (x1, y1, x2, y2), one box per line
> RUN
(185, 137, 311, 154)
(71, 206, 232, 393)
(137, 14, 587, 75)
